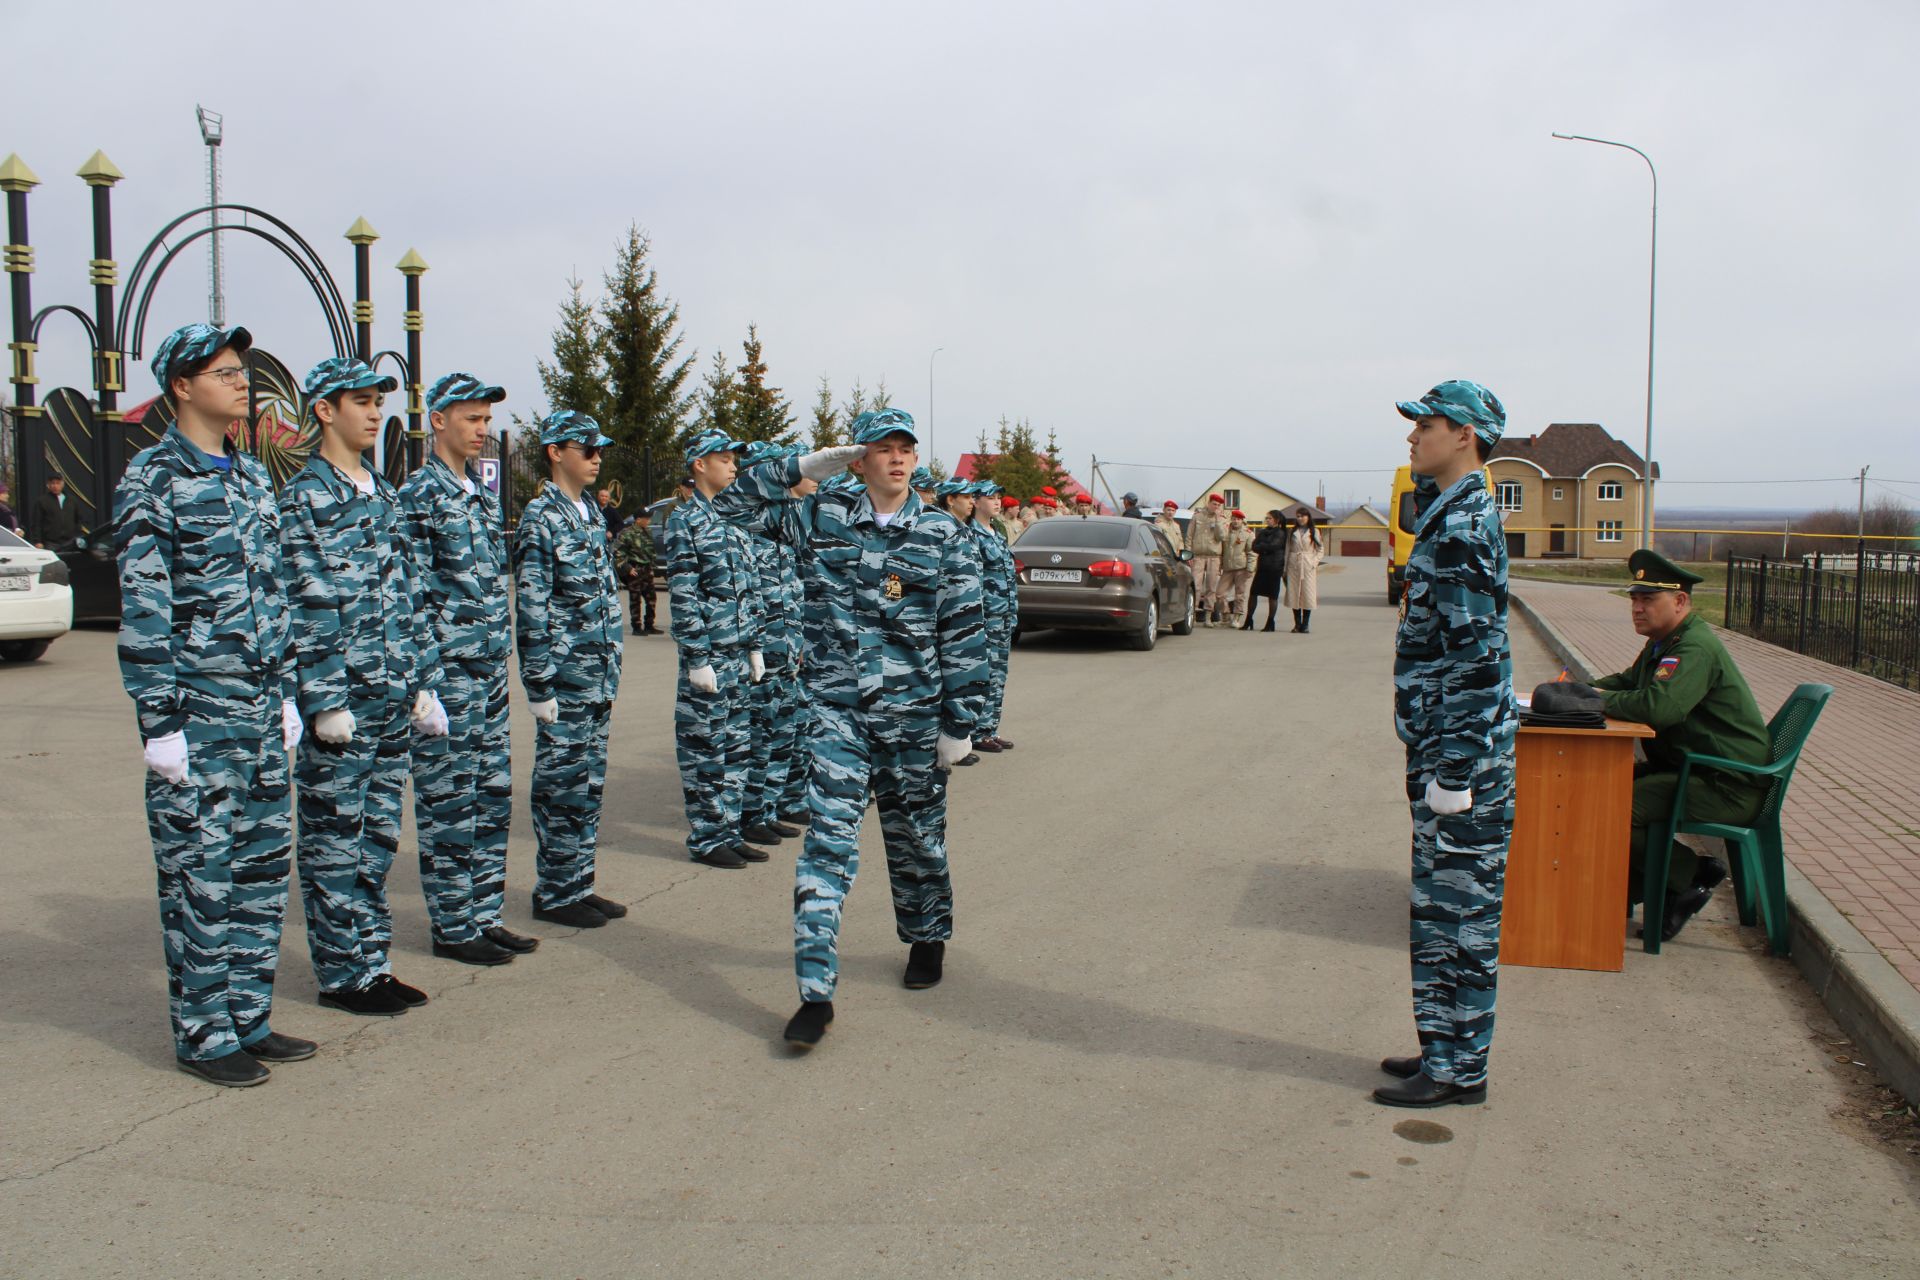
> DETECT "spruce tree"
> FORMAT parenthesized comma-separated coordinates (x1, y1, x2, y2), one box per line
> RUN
(692, 349, 741, 441)
(839, 380, 869, 429)
(599, 224, 694, 502)
(972, 416, 1052, 498)
(810, 376, 844, 447)
(733, 324, 798, 445)
(535, 275, 607, 422)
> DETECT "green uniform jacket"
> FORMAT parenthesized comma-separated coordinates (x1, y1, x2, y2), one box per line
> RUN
(1593, 612, 1770, 793)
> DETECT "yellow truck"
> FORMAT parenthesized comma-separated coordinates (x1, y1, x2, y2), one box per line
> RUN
(1386, 465, 1492, 605)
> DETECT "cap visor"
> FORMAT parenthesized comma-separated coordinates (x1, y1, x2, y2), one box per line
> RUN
(592, 433, 614, 447)
(1394, 400, 1431, 421)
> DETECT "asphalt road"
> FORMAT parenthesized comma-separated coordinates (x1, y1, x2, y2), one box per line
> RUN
(3, 564, 1916, 1278)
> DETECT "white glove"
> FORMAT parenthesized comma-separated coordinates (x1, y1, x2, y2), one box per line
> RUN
(143, 731, 190, 785)
(797, 445, 868, 482)
(936, 734, 972, 772)
(687, 664, 718, 694)
(411, 691, 450, 737)
(281, 701, 303, 755)
(314, 709, 356, 744)
(529, 698, 559, 725)
(1425, 778, 1473, 815)
(749, 651, 766, 683)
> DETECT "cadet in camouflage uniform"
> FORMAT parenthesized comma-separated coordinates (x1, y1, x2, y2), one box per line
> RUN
(717, 410, 988, 1048)
(1220, 509, 1256, 627)
(1377, 380, 1518, 1109)
(667, 429, 770, 869)
(116, 323, 311, 1086)
(967, 480, 1019, 753)
(613, 509, 661, 635)
(738, 443, 811, 837)
(398, 372, 534, 966)
(514, 411, 628, 928)
(1188, 495, 1228, 624)
(1153, 500, 1185, 553)
(282, 359, 450, 1018)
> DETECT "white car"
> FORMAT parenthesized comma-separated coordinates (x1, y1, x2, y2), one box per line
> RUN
(0, 525, 74, 661)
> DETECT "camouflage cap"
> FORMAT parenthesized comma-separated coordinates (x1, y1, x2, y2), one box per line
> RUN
(910, 467, 938, 491)
(849, 408, 919, 445)
(426, 372, 507, 414)
(684, 427, 746, 466)
(740, 439, 791, 468)
(934, 478, 971, 497)
(304, 357, 399, 402)
(970, 479, 1003, 497)
(1395, 379, 1507, 445)
(538, 409, 613, 448)
(152, 323, 252, 390)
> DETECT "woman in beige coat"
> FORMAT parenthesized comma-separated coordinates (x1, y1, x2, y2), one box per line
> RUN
(1283, 508, 1322, 632)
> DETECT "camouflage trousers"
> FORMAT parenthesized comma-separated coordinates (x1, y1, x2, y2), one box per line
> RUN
(146, 713, 292, 1061)
(977, 623, 1012, 737)
(674, 648, 751, 859)
(296, 697, 411, 994)
(531, 694, 614, 910)
(778, 682, 815, 816)
(412, 660, 512, 944)
(1405, 749, 1515, 1088)
(625, 568, 656, 633)
(795, 702, 953, 1002)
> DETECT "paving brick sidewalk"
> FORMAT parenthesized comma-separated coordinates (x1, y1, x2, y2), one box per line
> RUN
(1514, 579, 1920, 991)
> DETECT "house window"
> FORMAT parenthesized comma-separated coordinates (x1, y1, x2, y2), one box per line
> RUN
(1596, 520, 1624, 543)
(1222, 488, 1241, 509)
(1552, 486, 1564, 500)
(1495, 481, 1524, 512)
(1597, 481, 1624, 501)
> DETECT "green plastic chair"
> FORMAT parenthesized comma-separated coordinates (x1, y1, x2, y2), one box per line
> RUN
(1643, 682, 1834, 956)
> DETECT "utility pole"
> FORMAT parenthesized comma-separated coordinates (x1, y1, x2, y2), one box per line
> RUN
(196, 107, 225, 327)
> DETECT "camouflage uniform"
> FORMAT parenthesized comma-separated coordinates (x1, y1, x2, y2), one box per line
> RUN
(969, 489, 1019, 740)
(614, 520, 659, 634)
(1220, 519, 1256, 625)
(1187, 503, 1227, 620)
(514, 413, 625, 910)
(666, 431, 766, 860)
(282, 360, 442, 996)
(719, 411, 989, 1002)
(116, 328, 297, 1061)
(398, 410, 513, 946)
(771, 539, 814, 819)
(742, 452, 807, 829)
(1153, 512, 1185, 554)
(1391, 384, 1518, 1092)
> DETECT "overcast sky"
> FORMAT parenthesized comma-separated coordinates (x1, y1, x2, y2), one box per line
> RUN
(5, 0, 1916, 512)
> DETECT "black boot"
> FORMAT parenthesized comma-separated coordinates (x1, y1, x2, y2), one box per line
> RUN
(904, 940, 946, 989)
(1291, 610, 1303, 633)
(248, 1032, 319, 1063)
(1372, 1074, 1487, 1108)
(373, 974, 430, 1007)
(176, 1048, 271, 1087)
(1300, 610, 1311, 633)
(1240, 612, 1254, 631)
(318, 983, 409, 1017)
(483, 925, 541, 953)
(743, 824, 787, 845)
(783, 1000, 834, 1047)
(433, 936, 516, 966)
(584, 893, 628, 918)
(531, 900, 611, 928)
(1380, 1054, 1422, 1079)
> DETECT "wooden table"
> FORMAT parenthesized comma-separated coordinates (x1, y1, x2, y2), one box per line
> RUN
(1501, 717, 1656, 972)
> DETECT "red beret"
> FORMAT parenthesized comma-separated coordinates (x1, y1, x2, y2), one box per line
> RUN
(1041, 486, 1057, 496)
(1002, 495, 1020, 507)
(1074, 493, 1091, 503)
(1162, 499, 1177, 510)
(1231, 509, 1244, 518)
(1208, 494, 1225, 505)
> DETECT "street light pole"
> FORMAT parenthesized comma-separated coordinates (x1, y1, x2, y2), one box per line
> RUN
(1553, 132, 1658, 550)
(928, 347, 943, 469)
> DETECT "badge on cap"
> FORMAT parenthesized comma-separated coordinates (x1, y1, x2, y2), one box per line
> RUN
(884, 574, 903, 601)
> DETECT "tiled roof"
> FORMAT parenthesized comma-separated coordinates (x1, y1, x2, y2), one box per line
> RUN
(1489, 423, 1652, 479)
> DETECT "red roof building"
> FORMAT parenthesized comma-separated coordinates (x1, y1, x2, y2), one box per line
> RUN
(950, 453, 1104, 512)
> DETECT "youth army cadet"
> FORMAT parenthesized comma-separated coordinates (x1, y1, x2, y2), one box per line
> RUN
(281, 358, 450, 1018)
(514, 411, 628, 928)
(613, 509, 661, 635)
(116, 323, 310, 1086)
(1378, 379, 1519, 1109)
(398, 373, 536, 965)
(929, 479, 985, 768)
(1153, 500, 1184, 553)
(966, 480, 1019, 753)
(738, 441, 809, 843)
(1220, 509, 1256, 627)
(666, 428, 770, 870)
(1188, 494, 1227, 624)
(717, 410, 988, 1049)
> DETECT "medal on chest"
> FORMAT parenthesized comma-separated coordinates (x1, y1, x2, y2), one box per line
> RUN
(883, 573, 903, 601)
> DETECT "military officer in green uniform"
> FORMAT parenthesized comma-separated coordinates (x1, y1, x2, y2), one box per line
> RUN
(1593, 549, 1771, 943)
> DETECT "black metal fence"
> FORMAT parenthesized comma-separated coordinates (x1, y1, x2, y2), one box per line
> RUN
(1727, 551, 1920, 690)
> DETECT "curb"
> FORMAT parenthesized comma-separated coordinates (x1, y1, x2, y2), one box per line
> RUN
(1510, 590, 1920, 1105)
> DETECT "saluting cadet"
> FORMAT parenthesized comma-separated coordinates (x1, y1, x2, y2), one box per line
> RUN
(717, 410, 988, 1049)
(1378, 379, 1518, 1109)
(738, 441, 806, 847)
(116, 323, 310, 1086)
(968, 481, 1019, 754)
(766, 447, 820, 829)
(514, 411, 627, 927)
(666, 429, 769, 870)
(282, 358, 450, 1018)
(1594, 549, 1770, 944)
(398, 372, 535, 966)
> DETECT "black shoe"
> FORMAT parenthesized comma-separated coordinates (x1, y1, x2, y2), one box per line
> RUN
(176, 1048, 270, 1087)
(1660, 884, 1714, 942)
(247, 1032, 318, 1063)
(433, 936, 516, 966)
(643, 626, 663, 635)
(783, 1000, 834, 1048)
(904, 940, 946, 989)
(531, 900, 610, 928)
(319, 983, 409, 1016)
(1262, 622, 1276, 632)
(631, 626, 645, 635)
(1694, 858, 1728, 893)
(693, 846, 749, 869)
(584, 893, 628, 919)
(955, 754, 980, 767)
(1240, 619, 1254, 631)
(1372, 1075, 1487, 1108)
(778, 810, 811, 827)
(974, 738, 1004, 753)
(743, 824, 786, 845)
(483, 925, 540, 954)
(733, 844, 771, 864)
(993, 737, 1015, 750)
(374, 974, 430, 1007)
(765, 821, 802, 839)
(1380, 1054, 1422, 1079)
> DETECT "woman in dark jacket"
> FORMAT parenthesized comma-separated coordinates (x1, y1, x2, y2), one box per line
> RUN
(1242, 510, 1289, 631)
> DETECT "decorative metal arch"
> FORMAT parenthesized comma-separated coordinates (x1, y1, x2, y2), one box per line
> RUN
(29, 302, 99, 348)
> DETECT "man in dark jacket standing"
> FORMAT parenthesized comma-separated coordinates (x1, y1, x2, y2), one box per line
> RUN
(32, 474, 83, 549)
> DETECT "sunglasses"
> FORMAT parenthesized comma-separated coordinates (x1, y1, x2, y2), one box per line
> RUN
(565, 443, 603, 460)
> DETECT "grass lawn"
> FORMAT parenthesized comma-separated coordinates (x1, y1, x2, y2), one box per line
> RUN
(1510, 560, 1727, 626)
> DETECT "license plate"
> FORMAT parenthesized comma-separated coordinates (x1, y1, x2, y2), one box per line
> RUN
(0, 575, 29, 592)
(1030, 568, 1081, 583)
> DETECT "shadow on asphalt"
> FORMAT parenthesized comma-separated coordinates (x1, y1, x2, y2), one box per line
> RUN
(4, 892, 177, 1072)
(1233, 861, 1406, 950)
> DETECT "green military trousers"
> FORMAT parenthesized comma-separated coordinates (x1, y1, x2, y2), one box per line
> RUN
(1628, 766, 1766, 904)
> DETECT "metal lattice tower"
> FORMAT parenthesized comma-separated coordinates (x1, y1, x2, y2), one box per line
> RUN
(196, 106, 224, 326)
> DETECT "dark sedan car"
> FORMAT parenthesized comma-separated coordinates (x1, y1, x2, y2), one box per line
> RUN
(1013, 515, 1195, 650)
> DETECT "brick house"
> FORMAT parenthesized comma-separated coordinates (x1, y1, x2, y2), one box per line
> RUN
(1486, 423, 1655, 560)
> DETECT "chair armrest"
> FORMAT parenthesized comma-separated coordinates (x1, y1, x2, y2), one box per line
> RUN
(1682, 751, 1794, 778)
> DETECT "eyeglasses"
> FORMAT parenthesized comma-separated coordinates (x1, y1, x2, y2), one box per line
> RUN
(566, 443, 603, 460)
(195, 366, 250, 386)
